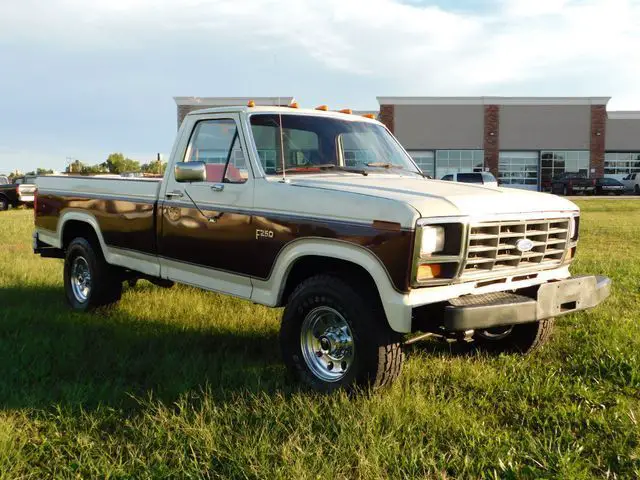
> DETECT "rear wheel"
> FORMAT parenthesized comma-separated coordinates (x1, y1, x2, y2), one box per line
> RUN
(473, 319, 555, 355)
(280, 275, 403, 393)
(0, 197, 8, 211)
(64, 237, 122, 311)
(635, 185, 640, 195)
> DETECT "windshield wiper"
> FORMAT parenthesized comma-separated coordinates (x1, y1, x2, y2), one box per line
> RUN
(365, 162, 426, 178)
(276, 164, 368, 176)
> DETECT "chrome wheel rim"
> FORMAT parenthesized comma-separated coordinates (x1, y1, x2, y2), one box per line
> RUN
(476, 326, 514, 341)
(300, 306, 355, 382)
(70, 256, 91, 303)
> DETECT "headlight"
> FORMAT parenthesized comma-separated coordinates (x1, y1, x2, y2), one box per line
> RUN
(421, 226, 445, 255)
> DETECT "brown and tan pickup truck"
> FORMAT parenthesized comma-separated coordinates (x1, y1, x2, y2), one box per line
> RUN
(33, 105, 611, 392)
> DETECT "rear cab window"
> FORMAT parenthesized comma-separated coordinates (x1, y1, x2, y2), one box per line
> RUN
(456, 173, 483, 184)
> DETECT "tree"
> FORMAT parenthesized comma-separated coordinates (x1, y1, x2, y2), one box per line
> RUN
(102, 153, 141, 174)
(66, 160, 86, 173)
(37, 168, 54, 175)
(141, 159, 167, 175)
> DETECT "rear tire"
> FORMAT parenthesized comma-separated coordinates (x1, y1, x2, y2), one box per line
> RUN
(635, 185, 640, 195)
(0, 197, 8, 211)
(64, 237, 122, 311)
(473, 319, 555, 355)
(280, 274, 404, 393)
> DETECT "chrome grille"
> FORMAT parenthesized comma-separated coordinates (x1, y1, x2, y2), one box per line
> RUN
(462, 218, 570, 277)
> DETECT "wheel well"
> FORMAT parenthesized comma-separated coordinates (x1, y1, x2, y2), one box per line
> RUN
(280, 255, 383, 309)
(62, 220, 101, 250)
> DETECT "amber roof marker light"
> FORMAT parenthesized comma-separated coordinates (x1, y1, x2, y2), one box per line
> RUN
(339, 109, 353, 114)
(362, 113, 376, 119)
(315, 105, 329, 111)
(289, 102, 299, 108)
(247, 100, 256, 107)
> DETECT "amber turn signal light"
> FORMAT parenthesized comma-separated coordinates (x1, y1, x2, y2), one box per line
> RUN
(417, 264, 442, 281)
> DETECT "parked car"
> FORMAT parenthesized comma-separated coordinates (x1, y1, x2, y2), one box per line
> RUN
(33, 104, 610, 393)
(595, 177, 626, 195)
(441, 172, 498, 187)
(621, 173, 640, 194)
(550, 172, 596, 195)
(0, 175, 37, 211)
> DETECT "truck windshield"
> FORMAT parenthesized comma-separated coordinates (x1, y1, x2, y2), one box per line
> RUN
(249, 113, 421, 176)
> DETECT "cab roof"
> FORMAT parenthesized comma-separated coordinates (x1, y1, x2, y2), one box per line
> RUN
(186, 105, 382, 124)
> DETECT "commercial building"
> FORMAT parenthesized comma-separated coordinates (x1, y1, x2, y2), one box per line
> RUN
(175, 96, 640, 191)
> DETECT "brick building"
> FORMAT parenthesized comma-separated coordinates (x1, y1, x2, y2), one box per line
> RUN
(175, 96, 640, 191)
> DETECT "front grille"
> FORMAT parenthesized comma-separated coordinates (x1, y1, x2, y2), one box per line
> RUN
(462, 218, 570, 278)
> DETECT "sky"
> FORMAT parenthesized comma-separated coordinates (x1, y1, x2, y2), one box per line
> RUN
(0, 0, 639, 174)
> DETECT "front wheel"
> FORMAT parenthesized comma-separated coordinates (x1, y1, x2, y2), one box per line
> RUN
(472, 319, 555, 354)
(64, 237, 122, 311)
(280, 275, 404, 393)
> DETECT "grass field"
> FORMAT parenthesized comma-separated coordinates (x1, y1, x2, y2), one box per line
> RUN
(0, 202, 639, 479)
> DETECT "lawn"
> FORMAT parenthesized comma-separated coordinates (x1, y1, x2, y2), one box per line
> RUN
(0, 201, 639, 479)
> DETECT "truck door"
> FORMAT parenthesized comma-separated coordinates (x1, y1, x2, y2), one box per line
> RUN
(159, 113, 254, 299)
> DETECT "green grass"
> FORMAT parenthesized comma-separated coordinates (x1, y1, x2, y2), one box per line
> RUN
(1, 202, 639, 479)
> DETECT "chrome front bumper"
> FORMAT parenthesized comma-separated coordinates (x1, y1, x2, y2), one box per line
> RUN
(443, 275, 611, 331)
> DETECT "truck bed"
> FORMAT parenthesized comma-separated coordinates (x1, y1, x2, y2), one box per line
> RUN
(35, 175, 162, 263)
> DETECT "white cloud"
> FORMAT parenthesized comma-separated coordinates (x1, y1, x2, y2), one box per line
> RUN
(2, 0, 639, 101)
(1, 0, 640, 173)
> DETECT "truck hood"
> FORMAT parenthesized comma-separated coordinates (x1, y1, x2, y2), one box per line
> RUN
(288, 174, 579, 218)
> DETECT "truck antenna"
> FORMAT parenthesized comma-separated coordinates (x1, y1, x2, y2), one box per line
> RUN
(274, 55, 287, 183)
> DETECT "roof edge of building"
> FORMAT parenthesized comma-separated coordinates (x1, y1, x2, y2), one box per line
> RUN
(376, 96, 612, 107)
(608, 111, 640, 120)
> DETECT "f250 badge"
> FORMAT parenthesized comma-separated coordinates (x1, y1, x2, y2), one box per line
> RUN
(256, 229, 275, 240)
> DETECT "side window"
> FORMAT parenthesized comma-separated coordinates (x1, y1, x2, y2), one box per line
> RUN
(186, 119, 248, 184)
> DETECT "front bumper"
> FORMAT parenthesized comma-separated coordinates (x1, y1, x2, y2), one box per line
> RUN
(443, 275, 611, 331)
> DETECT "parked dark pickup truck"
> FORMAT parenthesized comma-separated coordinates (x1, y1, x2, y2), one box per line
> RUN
(550, 172, 596, 196)
(0, 175, 37, 211)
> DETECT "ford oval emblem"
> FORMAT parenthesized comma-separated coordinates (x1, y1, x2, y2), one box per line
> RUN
(516, 239, 534, 253)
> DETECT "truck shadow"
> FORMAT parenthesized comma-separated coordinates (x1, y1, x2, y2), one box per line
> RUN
(0, 286, 285, 412)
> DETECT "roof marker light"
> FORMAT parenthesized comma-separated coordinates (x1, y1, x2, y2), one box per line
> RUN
(339, 109, 353, 114)
(289, 102, 299, 108)
(247, 100, 256, 107)
(362, 113, 376, 119)
(315, 105, 329, 111)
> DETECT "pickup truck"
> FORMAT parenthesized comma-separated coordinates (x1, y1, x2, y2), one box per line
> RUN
(550, 172, 596, 196)
(33, 105, 611, 392)
(0, 175, 37, 211)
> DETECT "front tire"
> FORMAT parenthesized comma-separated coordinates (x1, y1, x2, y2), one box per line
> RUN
(280, 275, 404, 393)
(64, 237, 122, 311)
(473, 319, 555, 355)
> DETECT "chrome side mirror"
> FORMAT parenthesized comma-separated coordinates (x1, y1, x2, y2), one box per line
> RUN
(175, 161, 206, 182)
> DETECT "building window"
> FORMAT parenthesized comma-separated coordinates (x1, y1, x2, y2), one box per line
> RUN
(435, 150, 484, 179)
(605, 152, 640, 177)
(408, 151, 435, 177)
(499, 152, 539, 190)
(540, 150, 589, 190)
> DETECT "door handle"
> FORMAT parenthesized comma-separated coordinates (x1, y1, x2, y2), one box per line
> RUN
(211, 183, 224, 192)
(165, 190, 183, 198)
